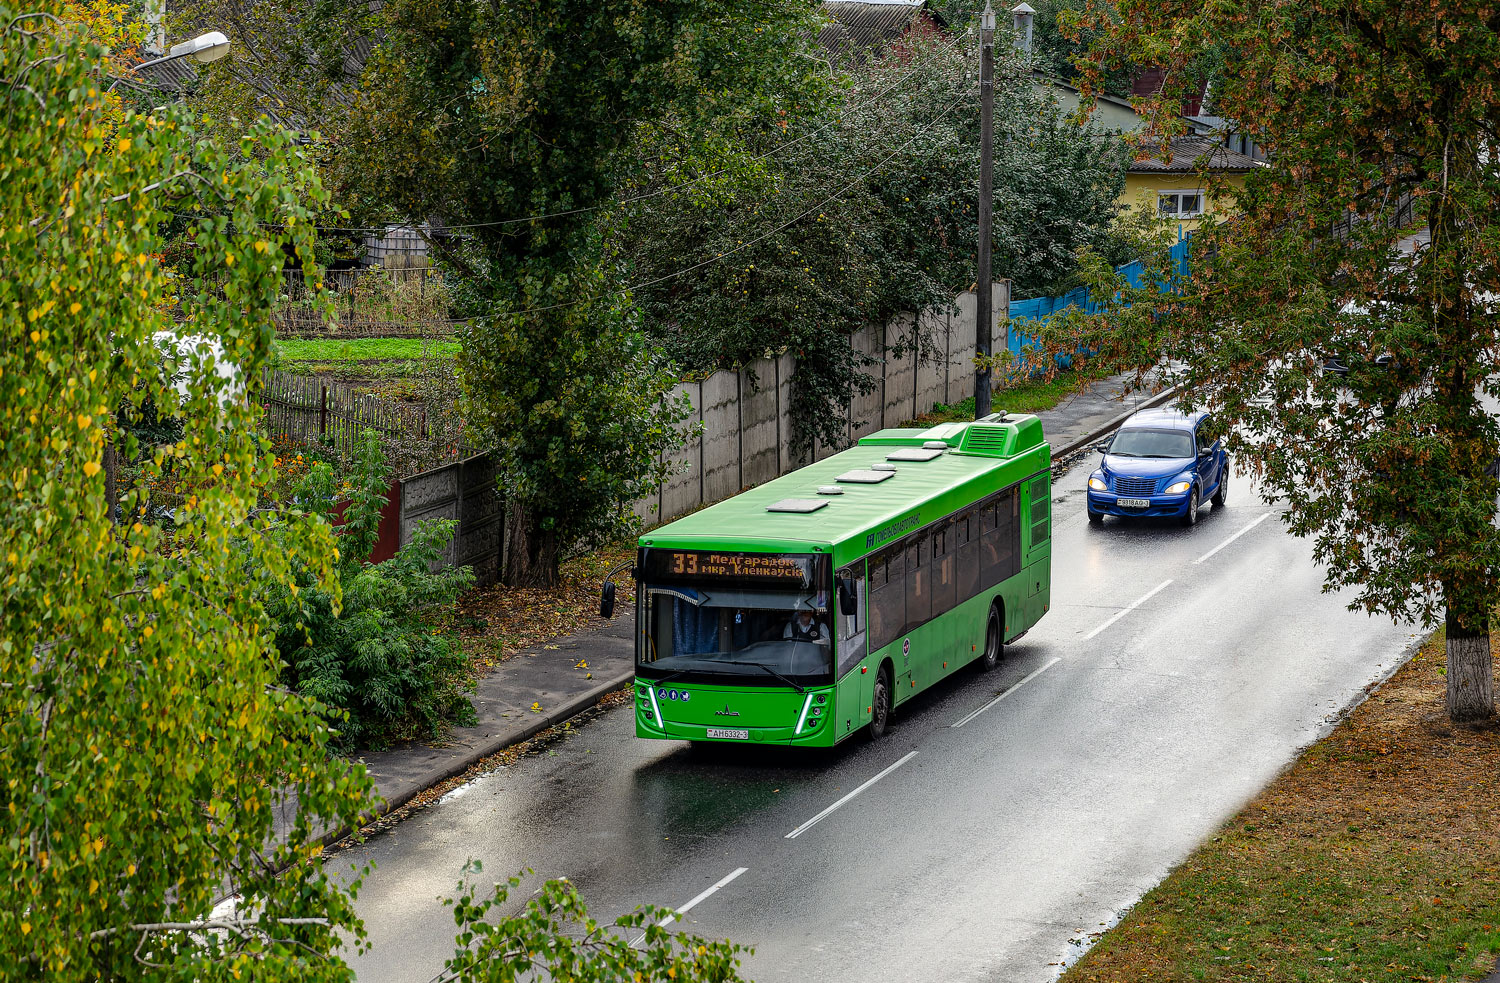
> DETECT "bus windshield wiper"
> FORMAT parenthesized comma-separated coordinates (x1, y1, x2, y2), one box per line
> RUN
(716, 660, 806, 693)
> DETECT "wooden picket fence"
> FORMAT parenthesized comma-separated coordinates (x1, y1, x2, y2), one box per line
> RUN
(259, 370, 472, 473)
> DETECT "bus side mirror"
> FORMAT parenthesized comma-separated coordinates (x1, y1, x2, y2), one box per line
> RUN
(838, 578, 858, 616)
(600, 580, 616, 619)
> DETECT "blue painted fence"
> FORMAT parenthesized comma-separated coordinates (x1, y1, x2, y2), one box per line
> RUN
(1003, 233, 1193, 371)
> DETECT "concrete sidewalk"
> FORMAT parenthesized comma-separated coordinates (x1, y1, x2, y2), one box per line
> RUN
(324, 370, 1170, 838)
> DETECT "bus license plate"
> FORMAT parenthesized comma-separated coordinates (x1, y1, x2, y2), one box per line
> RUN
(706, 728, 749, 740)
(1118, 498, 1150, 509)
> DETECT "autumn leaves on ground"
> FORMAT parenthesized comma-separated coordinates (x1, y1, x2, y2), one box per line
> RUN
(1065, 634, 1500, 983)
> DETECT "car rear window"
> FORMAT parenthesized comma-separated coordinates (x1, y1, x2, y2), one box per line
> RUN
(1108, 428, 1194, 459)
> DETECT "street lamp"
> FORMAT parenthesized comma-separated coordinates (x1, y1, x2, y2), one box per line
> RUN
(108, 31, 231, 91)
(145, 30, 231, 69)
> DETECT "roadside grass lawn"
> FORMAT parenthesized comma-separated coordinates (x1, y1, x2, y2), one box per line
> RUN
(904, 363, 1111, 426)
(1065, 631, 1500, 983)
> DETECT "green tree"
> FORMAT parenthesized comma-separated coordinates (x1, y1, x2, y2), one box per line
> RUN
(436, 866, 751, 983)
(1058, 0, 1500, 721)
(0, 8, 376, 978)
(619, 34, 1126, 453)
(187, 0, 835, 586)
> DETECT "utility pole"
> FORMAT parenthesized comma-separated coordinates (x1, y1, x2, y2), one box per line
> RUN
(975, 2, 996, 419)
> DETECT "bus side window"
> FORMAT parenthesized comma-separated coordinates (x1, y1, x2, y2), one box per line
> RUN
(979, 497, 1003, 591)
(955, 509, 980, 603)
(993, 487, 1019, 581)
(869, 545, 905, 653)
(931, 520, 957, 618)
(905, 536, 929, 633)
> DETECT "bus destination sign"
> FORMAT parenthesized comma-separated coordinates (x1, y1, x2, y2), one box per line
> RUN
(646, 550, 812, 584)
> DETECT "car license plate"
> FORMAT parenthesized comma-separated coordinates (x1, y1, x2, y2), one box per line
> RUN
(706, 728, 749, 740)
(1118, 497, 1150, 509)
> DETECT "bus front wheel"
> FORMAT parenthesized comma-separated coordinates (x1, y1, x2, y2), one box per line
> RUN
(869, 665, 892, 740)
(980, 605, 1004, 671)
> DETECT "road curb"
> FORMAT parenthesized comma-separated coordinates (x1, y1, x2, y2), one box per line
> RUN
(1051, 383, 1181, 462)
(323, 670, 634, 849)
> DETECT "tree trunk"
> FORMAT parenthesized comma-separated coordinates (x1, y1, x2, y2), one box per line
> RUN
(1445, 608, 1494, 722)
(502, 504, 560, 587)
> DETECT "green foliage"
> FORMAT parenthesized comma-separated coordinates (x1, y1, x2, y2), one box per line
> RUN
(0, 6, 376, 978)
(621, 35, 1126, 453)
(189, 0, 834, 584)
(459, 267, 691, 584)
(271, 436, 477, 749)
(436, 865, 751, 983)
(1049, 0, 1500, 718)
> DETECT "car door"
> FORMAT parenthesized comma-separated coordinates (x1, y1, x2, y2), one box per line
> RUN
(1194, 418, 1221, 490)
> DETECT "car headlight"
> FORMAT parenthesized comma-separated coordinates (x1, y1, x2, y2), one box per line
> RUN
(1088, 476, 1108, 491)
(1165, 480, 1192, 494)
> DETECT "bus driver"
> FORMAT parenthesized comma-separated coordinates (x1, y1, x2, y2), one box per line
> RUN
(784, 609, 829, 644)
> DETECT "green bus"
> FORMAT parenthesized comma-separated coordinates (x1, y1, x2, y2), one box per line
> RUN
(619, 414, 1051, 746)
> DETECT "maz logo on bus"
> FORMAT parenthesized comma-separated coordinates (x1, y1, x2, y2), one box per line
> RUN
(865, 511, 921, 550)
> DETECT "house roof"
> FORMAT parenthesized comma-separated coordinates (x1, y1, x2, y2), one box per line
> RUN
(1128, 136, 1262, 174)
(817, 0, 946, 64)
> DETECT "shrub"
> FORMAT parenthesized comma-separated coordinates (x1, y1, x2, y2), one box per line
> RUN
(270, 434, 477, 749)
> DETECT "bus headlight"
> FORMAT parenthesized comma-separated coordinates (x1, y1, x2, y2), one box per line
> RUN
(1165, 480, 1192, 495)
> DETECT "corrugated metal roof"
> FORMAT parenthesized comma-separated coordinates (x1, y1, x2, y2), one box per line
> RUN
(818, 1, 945, 65)
(1128, 136, 1262, 173)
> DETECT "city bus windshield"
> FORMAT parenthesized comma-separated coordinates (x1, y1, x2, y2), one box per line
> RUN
(636, 549, 834, 685)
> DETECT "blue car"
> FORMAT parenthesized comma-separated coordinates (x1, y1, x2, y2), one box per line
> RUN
(1086, 408, 1228, 526)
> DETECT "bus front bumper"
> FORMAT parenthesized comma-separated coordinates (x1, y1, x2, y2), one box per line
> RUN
(634, 681, 836, 746)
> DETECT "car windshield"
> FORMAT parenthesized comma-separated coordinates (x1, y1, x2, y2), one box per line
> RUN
(1109, 428, 1195, 459)
(639, 586, 834, 683)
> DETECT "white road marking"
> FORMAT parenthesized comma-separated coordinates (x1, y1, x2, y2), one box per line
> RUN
(1084, 579, 1173, 640)
(630, 867, 749, 946)
(1194, 513, 1271, 565)
(783, 751, 919, 840)
(950, 657, 1062, 729)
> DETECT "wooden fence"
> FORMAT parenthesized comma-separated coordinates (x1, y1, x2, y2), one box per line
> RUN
(260, 370, 471, 474)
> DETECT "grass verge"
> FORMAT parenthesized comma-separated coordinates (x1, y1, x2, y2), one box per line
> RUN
(1064, 631, 1500, 983)
(903, 364, 1111, 426)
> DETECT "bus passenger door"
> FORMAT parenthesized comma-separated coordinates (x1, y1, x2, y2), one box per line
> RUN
(1024, 474, 1052, 608)
(834, 564, 868, 740)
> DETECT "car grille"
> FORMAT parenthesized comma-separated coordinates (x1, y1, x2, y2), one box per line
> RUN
(1114, 476, 1158, 496)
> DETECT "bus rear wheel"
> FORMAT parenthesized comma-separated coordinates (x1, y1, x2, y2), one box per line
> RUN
(980, 605, 1003, 671)
(869, 666, 892, 740)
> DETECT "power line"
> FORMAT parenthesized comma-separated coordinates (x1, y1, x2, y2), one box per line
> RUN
(472, 90, 970, 321)
(310, 32, 976, 235)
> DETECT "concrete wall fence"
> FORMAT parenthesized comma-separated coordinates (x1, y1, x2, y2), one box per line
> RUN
(643, 282, 1008, 527)
(310, 284, 1011, 586)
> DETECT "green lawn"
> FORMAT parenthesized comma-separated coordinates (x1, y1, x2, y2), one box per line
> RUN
(273, 338, 460, 363)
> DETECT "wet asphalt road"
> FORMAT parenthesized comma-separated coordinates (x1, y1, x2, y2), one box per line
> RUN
(338, 462, 1419, 983)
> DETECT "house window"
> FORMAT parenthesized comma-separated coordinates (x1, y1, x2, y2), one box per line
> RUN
(1158, 191, 1205, 219)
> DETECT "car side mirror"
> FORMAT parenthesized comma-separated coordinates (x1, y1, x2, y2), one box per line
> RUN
(599, 580, 616, 619)
(837, 578, 858, 616)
